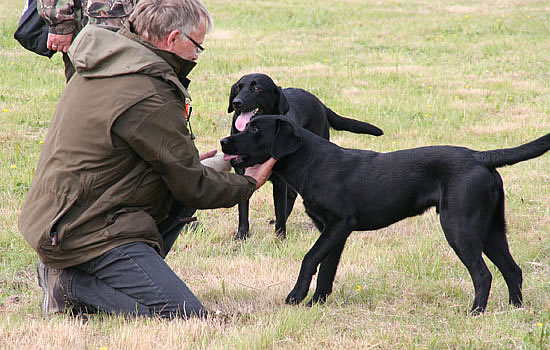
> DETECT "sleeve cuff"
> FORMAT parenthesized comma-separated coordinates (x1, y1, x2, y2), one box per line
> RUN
(244, 176, 257, 193)
(48, 22, 76, 35)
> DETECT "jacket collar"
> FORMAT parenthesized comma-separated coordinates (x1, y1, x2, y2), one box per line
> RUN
(119, 23, 196, 89)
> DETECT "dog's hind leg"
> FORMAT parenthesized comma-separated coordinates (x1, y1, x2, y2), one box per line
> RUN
(483, 231, 523, 307)
(307, 241, 346, 306)
(440, 214, 493, 315)
(458, 251, 492, 315)
(482, 199, 523, 307)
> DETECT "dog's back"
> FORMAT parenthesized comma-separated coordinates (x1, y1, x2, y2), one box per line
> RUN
(283, 87, 383, 137)
(283, 88, 331, 137)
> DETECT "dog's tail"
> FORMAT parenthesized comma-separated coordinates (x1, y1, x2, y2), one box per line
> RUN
(475, 133, 550, 168)
(326, 108, 383, 136)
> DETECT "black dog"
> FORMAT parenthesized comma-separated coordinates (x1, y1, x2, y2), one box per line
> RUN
(226, 73, 383, 240)
(221, 115, 550, 314)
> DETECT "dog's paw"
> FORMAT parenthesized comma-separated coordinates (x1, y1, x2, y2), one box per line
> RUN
(309, 292, 329, 305)
(234, 230, 249, 241)
(285, 288, 307, 305)
(285, 295, 302, 305)
(275, 227, 286, 239)
(469, 305, 486, 317)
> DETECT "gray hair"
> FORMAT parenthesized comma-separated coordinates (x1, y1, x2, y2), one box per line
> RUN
(129, 0, 213, 42)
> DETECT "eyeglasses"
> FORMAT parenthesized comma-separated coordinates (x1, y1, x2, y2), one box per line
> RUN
(182, 33, 205, 55)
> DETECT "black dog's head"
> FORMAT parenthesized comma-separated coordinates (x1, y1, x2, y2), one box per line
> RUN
(221, 115, 302, 168)
(228, 74, 290, 133)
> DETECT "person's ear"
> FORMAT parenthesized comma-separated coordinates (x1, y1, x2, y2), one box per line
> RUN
(165, 30, 181, 51)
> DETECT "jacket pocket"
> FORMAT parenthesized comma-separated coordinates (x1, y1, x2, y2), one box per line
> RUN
(38, 195, 77, 252)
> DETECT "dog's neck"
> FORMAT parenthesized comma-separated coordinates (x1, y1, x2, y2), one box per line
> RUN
(272, 130, 335, 195)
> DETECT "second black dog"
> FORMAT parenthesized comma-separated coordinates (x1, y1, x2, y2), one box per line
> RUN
(221, 115, 550, 314)
(226, 73, 383, 240)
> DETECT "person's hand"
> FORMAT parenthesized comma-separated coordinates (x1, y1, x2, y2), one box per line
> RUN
(47, 33, 73, 52)
(244, 158, 277, 190)
(200, 149, 217, 161)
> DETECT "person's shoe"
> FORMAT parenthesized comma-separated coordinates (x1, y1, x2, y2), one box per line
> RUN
(36, 261, 70, 316)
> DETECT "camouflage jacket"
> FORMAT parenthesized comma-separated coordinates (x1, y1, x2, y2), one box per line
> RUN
(37, 0, 137, 35)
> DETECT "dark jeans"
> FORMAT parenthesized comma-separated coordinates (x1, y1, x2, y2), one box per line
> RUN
(63, 208, 205, 319)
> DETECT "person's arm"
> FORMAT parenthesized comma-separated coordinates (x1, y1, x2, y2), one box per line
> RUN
(113, 98, 260, 209)
(244, 158, 276, 190)
(37, 0, 77, 51)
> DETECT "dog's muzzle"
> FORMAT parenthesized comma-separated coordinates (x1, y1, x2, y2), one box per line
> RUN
(220, 137, 248, 166)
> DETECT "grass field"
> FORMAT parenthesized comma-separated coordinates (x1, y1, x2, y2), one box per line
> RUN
(1, 0, 550, 348)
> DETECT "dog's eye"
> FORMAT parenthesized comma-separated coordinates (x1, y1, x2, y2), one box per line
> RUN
(253, 86, 260, 92)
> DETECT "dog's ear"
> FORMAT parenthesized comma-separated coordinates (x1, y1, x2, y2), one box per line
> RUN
(227, 83, 237, 113)
(271, 118, 302, 159)
(274, 86, 290, 114)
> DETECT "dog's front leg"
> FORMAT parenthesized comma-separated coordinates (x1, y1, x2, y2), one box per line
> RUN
(235, 200, 250, 240)
(286, 223, 350, 305)
(307, 240, 347, 306)
(271, 175, 297, 239)
(234, 167, 250, 240)
(271, 176, 288, 238)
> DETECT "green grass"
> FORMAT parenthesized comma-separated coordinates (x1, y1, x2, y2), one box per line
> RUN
(1, 0, 550, 349)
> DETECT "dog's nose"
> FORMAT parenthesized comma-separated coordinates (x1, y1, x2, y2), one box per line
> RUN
(232, 98, 243, 110)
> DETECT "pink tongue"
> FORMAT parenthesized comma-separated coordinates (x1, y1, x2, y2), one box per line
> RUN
(223, 154, 238, 161)
(235, 111, 254, 132)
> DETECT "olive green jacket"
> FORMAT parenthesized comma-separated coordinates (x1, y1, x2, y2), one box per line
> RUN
(18, 25, 256, 268)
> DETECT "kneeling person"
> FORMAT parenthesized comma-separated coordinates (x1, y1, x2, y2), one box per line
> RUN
(19, 0, 274, 319)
